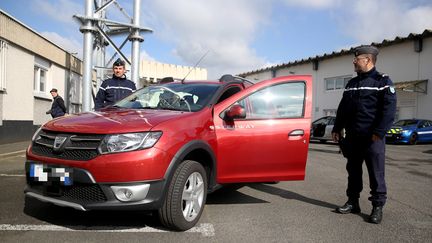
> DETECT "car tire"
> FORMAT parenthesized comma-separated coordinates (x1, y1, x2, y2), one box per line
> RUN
(158, 160, 207, 231)
(409, 133, 418, 145)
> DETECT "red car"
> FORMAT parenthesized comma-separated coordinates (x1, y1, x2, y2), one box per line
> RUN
(25, 74, 313, 230)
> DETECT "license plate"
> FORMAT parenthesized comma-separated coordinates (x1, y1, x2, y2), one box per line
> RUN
(29, 163, 73, 186)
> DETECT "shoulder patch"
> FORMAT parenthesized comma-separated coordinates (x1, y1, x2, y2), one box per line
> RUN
(389, 86, 395, 94)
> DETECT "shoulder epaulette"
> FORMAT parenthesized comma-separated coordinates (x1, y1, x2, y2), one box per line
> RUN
(376, 72, 389, 81)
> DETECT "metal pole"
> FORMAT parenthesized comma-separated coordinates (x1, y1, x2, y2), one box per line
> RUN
(81, 0, 94, 112)
(130, 0, 143, 84)
(95, 0, 104, 91)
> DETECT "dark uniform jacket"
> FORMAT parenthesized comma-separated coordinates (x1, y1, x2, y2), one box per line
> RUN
(332, 67, 397, 139)
(94, 75, 136, 110)
(50, 96, 67, 118)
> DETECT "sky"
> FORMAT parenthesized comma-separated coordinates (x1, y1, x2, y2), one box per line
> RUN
(1, 0, 432, 79)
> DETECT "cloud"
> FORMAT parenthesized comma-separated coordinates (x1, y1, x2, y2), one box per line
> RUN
(41, 31, 82, 58)
(140, 50, 155, 62)
(280, 0, 342, 9)
(145, 0, 271, 78)
(31, 0, 82, 25)
(339, 0, 432, 44)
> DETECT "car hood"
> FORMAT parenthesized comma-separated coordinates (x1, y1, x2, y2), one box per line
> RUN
(389, 125, 416, 132)
(43, 109, 191, 134)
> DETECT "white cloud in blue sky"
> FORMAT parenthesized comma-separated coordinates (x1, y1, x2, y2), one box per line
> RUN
(280, 0, 342, 9)
(1, 0, 431, 78)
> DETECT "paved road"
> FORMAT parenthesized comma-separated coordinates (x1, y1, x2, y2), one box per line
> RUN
(0, 141, 431, 242)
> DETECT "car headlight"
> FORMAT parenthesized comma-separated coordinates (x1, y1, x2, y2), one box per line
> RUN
(99, 132, 162, 154)
(402, 130, 411, 134)
(32, 126, 43, 142)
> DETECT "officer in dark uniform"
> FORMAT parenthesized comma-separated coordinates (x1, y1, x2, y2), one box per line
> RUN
(331, 45, 397, 224)
(94, 58, 137, 110)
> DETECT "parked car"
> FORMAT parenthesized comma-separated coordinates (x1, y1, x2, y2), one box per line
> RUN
(386, 119, 432, 145)
(25, 74, 313, 231)
(310, 116, 336, 143)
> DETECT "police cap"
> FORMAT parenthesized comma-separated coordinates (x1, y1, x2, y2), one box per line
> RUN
(353, 45, 379, 57)
(113, 58, 126, 67)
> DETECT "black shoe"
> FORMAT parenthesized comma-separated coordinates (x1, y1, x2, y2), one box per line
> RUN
(336, 201, 361, 214)
(369, 206, 383, 224)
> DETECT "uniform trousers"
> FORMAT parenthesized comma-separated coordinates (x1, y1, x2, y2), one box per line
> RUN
(344, 135, 387, 206)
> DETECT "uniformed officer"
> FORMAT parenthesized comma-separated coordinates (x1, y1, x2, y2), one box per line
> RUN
(331, 45, 397, 224)
(94, 58, 137, 110)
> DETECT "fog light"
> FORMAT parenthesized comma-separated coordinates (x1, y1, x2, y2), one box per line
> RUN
(111, 184, 150, 202)
(119, 189, 133, 201)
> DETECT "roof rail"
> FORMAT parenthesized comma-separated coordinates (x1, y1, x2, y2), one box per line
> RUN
(159, 77, 175, 84)
(219, 74, 254, 85)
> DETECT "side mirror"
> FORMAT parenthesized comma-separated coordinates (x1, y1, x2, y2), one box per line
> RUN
(225, 104, 246, 120)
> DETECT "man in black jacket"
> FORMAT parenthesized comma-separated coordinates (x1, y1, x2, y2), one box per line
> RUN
(94, 58, 137, 110)
(331, 45, 397, 224)
(46, 88, 67, 118)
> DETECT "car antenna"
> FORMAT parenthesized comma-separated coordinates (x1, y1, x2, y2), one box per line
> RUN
(181, 50, 210, 84)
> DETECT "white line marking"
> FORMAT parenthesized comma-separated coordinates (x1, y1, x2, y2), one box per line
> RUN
(0, 223, 215, 237)
(0, 150, 26, 157)
(0, 174, 25, 177)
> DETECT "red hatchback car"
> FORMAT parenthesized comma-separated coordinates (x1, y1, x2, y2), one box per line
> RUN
(25, 74, 313, 230)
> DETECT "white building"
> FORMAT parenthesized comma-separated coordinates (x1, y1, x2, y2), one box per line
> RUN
(240, 30, 432, 122)
(139, 60, 207, 87)
(0, 10, 84, 144)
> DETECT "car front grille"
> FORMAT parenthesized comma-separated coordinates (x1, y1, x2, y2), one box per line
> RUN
(62, 184, 107, 202)
(29, 183, 107, 204)
(31, 130, 104, 161)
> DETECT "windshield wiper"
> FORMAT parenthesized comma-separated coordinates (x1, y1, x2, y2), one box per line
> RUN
(158, 107, 180, 111)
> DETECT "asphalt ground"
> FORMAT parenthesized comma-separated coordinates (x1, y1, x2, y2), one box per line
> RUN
(0, 141, 431, 242)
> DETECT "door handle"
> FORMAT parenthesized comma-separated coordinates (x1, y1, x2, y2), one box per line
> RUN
(289, 129, 304, 136)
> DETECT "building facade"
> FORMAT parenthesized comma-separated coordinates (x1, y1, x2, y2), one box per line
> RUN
(240, 30, 432, 122)
(0, 10, 83, 144)
(139, 60, 207, 87)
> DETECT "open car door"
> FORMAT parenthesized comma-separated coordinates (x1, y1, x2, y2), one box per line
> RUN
(213, 75, 313, 183)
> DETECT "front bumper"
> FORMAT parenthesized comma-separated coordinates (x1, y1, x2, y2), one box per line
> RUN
(24, 162, 167, 211)
(385, 133, 409, 144)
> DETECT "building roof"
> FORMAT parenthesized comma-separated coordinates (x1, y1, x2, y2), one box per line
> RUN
(239, 29, 432, 76)
(0, 9, 81, 61)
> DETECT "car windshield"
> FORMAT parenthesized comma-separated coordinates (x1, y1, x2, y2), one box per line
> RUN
(114, 83, 220, 112)
(394, 119, 418, 126)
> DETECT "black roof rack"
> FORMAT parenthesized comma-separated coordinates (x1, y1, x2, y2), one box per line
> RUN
(159, 77, 175, 84)
(219, 74, 254, 86)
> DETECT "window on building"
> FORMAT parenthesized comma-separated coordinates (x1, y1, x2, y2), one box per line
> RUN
(325, 75, 352, 91)
(0, 39, 7, 91)
(34, 67, 47, 92)
(34, 56, 51, 93)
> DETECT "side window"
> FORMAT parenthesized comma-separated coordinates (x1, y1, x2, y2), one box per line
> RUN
(238, 82, 305, 119)
(0, 39, 7, 91)
(420, 120, 431, 128)
(217, 86, 241, 104)
(313, 117, 325, 125)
